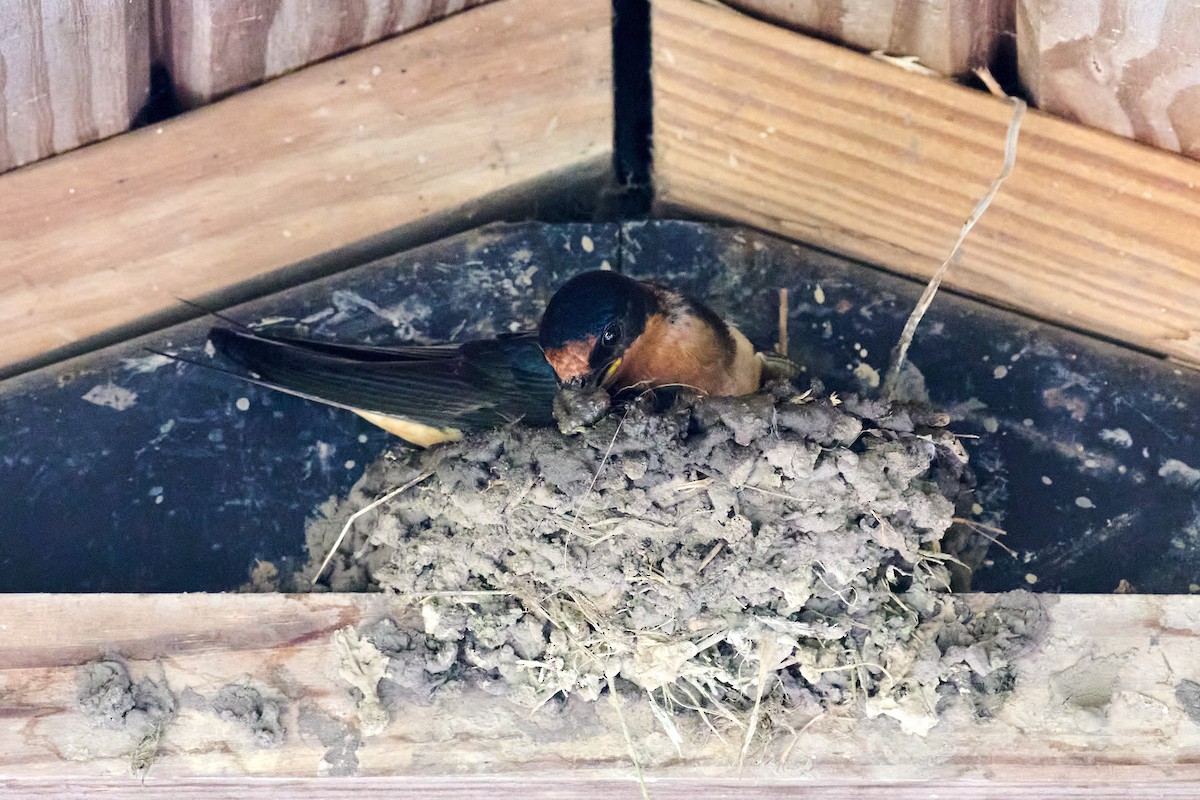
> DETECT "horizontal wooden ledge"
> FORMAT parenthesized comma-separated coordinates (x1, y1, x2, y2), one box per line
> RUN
(2, 592, 1200, 795)
(651, 0, 1200, 369)
(0, 0, 613, 374)
(5, 778, 1200, 799)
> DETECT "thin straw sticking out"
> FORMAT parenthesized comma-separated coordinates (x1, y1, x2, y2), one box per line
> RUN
(608, 676, 651, 800)
(312, 471, 433, 584)
(775, 287, 789, 358)
(739, 637, 776, 770)
(882, 92, 1026, 400)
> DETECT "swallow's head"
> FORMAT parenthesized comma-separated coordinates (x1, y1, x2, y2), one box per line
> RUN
(539, 270, 657, 390)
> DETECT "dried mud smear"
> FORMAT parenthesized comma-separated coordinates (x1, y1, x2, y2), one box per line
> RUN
(211, 684, 286, 747)
(79, 660, 176, 731)
(303, 385, 1045, 736)
(78, 659, 177, 774)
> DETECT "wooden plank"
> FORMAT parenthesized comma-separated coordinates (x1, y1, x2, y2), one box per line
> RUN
(0, 0, 612, 375)
(652, 0, 1200, 368)
(0, 0, 150, 172)
(1017, 0, 1200, 160)
(1, 592, 1200, 796)
(724, 0, 1003, 76)
(154, 0, 495, 108)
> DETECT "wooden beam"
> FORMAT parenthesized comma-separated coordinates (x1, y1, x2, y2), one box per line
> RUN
(1, 593, 1200, 795)
(652, 0, 1200, 368)
(0, 0, 150, 172)
(1017, 0, 1200, 161)
(154, 0, 495, 108)
(0, 0, 612, 374)
(723, 0, 1003, 76)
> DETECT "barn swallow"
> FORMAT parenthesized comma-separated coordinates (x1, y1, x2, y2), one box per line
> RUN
(206, 270, 776, 446)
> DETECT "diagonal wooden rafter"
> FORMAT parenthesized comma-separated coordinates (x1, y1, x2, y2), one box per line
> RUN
(0, 0, 612, 377)
(652, 0, 1200, 370)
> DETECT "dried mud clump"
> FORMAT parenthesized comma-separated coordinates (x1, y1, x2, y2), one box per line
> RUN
(303, 385, 1044, 737)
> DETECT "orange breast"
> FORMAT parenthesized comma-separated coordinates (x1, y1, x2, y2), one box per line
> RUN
(610, 314, 760, 396)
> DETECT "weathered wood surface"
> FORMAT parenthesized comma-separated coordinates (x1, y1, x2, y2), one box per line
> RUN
(1018, 0, 1200, 160)
(652, 0, 1200, 368)
(0, 0, 612, 375)
(0, 0, 150, 172)
(1, 592, 1199, 797)
(154, 0, 494, 108)
(725, 0, 1005, 76)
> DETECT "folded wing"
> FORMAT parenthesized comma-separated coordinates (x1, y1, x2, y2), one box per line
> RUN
(209, 327, 559, 439)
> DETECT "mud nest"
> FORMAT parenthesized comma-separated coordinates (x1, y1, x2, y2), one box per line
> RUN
(297, 384, 1043, 737)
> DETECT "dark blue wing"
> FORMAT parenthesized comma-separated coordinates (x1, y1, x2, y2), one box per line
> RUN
(210, 328, 558, 431)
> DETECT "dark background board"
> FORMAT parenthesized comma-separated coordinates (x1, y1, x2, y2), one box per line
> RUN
(0, 224, 619, 592)
(1, 221, 1197, 593)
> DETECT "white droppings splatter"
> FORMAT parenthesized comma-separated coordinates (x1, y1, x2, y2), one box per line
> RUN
(82, 383, 138, 411)
(1099, 428, 1133, 448)
(852, 362, 880, 389)
(1159, 459, 1200, 487)
(121, 353, 173, 374)
(254, 316, 292, 327)
(301, 308, 335, 325)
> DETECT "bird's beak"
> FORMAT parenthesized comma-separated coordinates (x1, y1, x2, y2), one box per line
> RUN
(570, 357, 623, 391)
(600, 357, 623, 387)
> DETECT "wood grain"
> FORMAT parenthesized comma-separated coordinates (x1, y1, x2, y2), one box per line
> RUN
(154, 0, 495, 108)
(0, 0, 612, 374)
(0, 0, 150, 172)
(652, 0, 1200, 367)
(2, 592, 1200, 796)
(1018, 0, 1200, 160)
(724, 0, 1004, 76)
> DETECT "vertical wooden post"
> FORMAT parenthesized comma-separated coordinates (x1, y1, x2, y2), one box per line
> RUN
(154, 0, 495, 108)
(1018, 0, 1200, 159)
(0, 0, 150, 172)
(723, 0, 1006, 76)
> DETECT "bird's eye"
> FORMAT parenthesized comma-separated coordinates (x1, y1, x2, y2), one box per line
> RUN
(601, 325, 619, 345)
